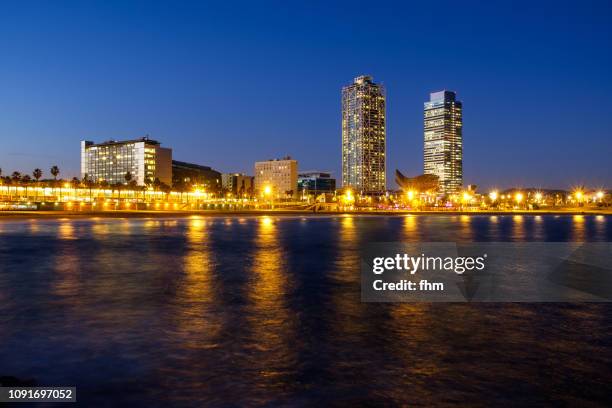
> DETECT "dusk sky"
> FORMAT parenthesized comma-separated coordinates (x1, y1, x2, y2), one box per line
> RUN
(1, 0, 610, 189)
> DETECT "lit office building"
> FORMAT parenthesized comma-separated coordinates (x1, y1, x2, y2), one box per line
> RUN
(341, 75, 386, 194)
(80, 137, 172, 186)
(254, 157, 298, 198)
(424, 90, 463, 195)
(297, 172, 336, 195)
(222, 173, 254, 197)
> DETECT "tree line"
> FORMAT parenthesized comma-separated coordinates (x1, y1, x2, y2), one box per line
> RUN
(0, 166, 171, 193)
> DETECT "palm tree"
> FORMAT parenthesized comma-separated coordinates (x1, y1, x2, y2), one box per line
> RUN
(22, 175, 32, 198)
(11, 171, 21, 199)
(124, 172, 133, 200)
(32, 168, 43, 200)
(50, 165, 60, 199)
(71, 177, 80, 200)
(33, 168, 42, 182)
(82, 174, 94, 202)
(50, 165, 60, 180)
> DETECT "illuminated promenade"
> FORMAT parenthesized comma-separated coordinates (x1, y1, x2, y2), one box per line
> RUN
(0, 183, 609, 215)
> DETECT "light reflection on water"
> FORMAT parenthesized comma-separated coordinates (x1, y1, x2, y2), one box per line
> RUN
(0, 214, 611, 406)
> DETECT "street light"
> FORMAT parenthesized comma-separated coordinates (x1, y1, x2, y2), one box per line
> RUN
(515, 192, 523, 204)
(489, 191, 498, 202)
(263, 185, 273, 209)
(575, 191, 583, 202)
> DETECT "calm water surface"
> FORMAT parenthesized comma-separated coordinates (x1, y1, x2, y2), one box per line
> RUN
(0, 215, 611, 406)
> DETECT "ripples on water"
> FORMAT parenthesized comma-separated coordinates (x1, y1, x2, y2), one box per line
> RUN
(0, 215, 611, 406)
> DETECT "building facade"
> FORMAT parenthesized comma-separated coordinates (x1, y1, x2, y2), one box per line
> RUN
(80, 137, 172, 186)
(424, 90, 463, 195)
(341, 75, 386, 194)
(254, 157, 298, 198)
(297, 172, 336, 195)
(222, 173, 254, 197)
(172, 161, 222, 193)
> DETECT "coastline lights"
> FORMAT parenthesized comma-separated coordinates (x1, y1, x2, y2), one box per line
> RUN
(535, 192, 543, 202)
(343, 189, 355, 205)
(462, 192, 471, 203)
(596, 191, 605, 200)
(488, 191, 498, 202)
(263, 185, 272, 196)
(407, 190, 415, 201)
(574, 190, 584, 202)
(515, 192, 523, 204)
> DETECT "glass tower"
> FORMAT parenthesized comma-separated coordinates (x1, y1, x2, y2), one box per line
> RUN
(424, 90, 463, 195)
(342, 75, 386, 194)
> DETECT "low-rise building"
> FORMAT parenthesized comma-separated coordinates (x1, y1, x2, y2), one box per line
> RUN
(80, 137, 172, 186)
(222, 173, 254, 197)
(172, 160, 222, 193)
(254, 157, 298, 198)
(298, 172, 336, 195)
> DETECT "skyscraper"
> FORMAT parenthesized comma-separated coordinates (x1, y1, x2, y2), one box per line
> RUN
(423, 90, 463, 195)
(342, 75, 386, 194)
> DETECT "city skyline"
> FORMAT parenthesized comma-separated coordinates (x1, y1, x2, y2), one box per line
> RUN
(1, 1, 611, 189)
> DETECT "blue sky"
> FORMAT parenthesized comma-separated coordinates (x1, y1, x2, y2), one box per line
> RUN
(0, 0, 610, 189)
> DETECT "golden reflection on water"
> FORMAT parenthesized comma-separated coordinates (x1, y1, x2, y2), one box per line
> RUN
(92, 221, 111, 235)
(333, 216, 357, 283)
(403, 215, 418, 240)
(28, 220, 40, 233)
(458, 215, 474, 241)
(52, 221, 81, 297)
(175, 216, 221, 344)
(58, 222, 76, 240)
(250, 216, 287, 312)
(511, 215, 524, 240)
(247, 216, 294, 385)
(572, 215, 585, 241)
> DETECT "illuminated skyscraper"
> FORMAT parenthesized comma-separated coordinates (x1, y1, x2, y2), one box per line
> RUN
(341, 75, 386, 194)
(424, 90, 463, 195)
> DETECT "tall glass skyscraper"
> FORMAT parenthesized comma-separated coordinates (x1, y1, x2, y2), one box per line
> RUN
(424, 90, 463, 195)
(341, 75, 386, 194)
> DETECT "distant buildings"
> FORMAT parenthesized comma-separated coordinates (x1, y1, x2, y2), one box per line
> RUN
(172, 160, 222, 192)
(341, 75, 386, 194)
(80, 137, 172, 186)
(254, 157, 298, 198)
(424, 90, 463, 195)
(222, 173, 254, 197)
(297, 172, 336, 195)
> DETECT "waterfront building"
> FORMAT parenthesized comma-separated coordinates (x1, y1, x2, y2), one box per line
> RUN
(254, 157, 298, 198)
(297, 172, 336, 195)
(341, 75, 386, 194)
(222, 173, 254, 197)
(423, 90, 463, 195)
(172, 160, 222, 193)
(80, 137, 172, 186)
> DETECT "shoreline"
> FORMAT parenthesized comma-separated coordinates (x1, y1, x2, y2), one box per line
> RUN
(0, 208, 610, 220)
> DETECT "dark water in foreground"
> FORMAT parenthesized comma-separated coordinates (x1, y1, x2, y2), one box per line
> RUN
(0, 214, 611, 407)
